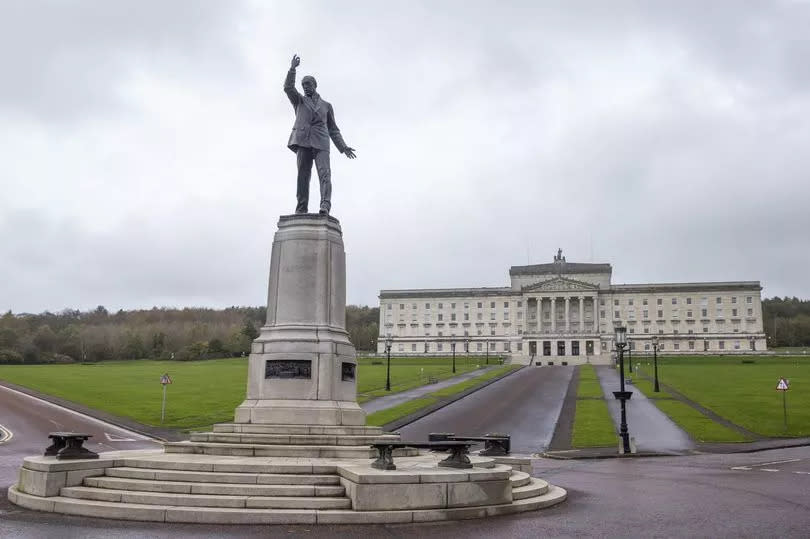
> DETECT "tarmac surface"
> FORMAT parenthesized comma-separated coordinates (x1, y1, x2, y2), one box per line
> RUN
(596, 365, 695, 453)
(361, 364, 499, 414)
(397, 365, 574, 453)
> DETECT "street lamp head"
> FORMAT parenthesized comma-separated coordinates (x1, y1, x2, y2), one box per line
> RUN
(615, 326, 627, 346)
(651, 334, 658, 347)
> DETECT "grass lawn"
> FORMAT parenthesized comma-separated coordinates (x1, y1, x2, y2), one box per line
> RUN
(571, 365, 617, 448)
(635, 355, 810, 437)
(0, 356, 491, 431)
(364, 365, 520, 427)
(356, 356, 484, 403)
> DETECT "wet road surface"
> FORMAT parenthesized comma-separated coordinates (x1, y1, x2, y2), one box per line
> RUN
(397, 365, 573, 453)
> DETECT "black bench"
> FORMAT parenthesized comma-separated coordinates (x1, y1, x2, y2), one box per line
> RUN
(429, 432, 511, 456)
(370, 441, 473, 470)
(45, 432, 99, 460)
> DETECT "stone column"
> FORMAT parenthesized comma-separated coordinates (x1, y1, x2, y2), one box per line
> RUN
(579, 296, 585, 333)
(551, 297, 557, 332)
(564, 297, 570, 333)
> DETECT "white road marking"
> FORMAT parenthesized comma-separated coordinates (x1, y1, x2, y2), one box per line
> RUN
(105, 432, 137, 442)
(751, 459, 802, 467)
(761, 469, 779, 472)
(0, 424, 13, 444)
(794, 471, 810, 475)
(0, 384, 154, 442)
(731, 466, 752, 470)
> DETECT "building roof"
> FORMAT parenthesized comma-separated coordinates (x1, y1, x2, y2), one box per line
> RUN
(379, 287, 518, 299)
(509, 261, 612, 276)
(610, 281, 762, 293)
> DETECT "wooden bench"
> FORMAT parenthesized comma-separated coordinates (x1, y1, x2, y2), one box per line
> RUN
(45, 432, 99, 460)
(370, 441, 473, 470)
(429, 432, 511, 456)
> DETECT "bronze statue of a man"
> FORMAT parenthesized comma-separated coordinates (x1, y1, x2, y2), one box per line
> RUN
(284, 54, 356, 215)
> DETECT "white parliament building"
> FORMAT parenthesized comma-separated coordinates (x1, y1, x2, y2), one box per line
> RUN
(377, 251, 766, 365)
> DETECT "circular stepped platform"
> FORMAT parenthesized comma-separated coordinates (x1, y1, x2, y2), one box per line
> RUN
(9, 451, 567, 524)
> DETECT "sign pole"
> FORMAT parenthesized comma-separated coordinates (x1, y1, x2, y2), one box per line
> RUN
(783, 389, 787, 431)
(161, 384, 167, 424)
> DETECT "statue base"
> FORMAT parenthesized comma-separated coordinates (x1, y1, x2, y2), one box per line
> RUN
(233, 214, 363, 426)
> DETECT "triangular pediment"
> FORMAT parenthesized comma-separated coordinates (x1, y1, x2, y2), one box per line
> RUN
(522, 276, 599, 292)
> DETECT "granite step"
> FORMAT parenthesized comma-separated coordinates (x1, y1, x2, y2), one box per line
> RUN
(212, 424, 385, 436)
(190, 432, 400, 446)
(9, 483, 568, 524)
(164, 441, 417, 459)
(116, 456, 338, 475)
(60, 486, 351, 509)
(512, 478, 549, 500)
(509, 470, 532, 488)
(83, 476, 345, 497)
(105, 467, 340, 485)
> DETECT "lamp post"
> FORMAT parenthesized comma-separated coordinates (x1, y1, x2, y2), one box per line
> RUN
(485, 339, 489, 365)
(613, 326, 632, 454)
(465, 336, 470, 369)
(384, 334, 393, 391)
(451, 341, 457, 374)
(652, 334, 660, 392)
(627, 336, 633, 373)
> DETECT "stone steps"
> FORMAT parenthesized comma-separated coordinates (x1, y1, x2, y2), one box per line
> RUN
(164, 441, 378, 458)
(60, 486, 352, 510)
(84, 476, 345, 497)
(212, 423, 385, 436)
(509, 470, 532, 488)
(105, 466, 340, 485)
(9, 483, 568, 524)
(115, 456, 338, 474)
(190, 432, 400, 446)
(512, 478, 549, 500)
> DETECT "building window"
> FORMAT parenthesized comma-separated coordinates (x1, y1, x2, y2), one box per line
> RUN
(517, 327, 523, 335)
(477, 313, 483, 321)
(412, 303, 417, 309)
(629, 328, 635, 334)
(687, 310, 693, 318)
(644, 327, 650, 334)
(387, 304, 392, 310)
(438, 302, 443, 309)
(686, 297, 692, 305)
(645, 343, 650, 351)
(703, 327, 708, 333)
(717, 308, 724, 318)
(642, 299, 648, 306)
(716, 297, 722, 304)
(437, 343, 443, 352)
(674, 329, 679, 334)
(451, 302, 456, 309)
(464, 313, 469, 321)
(490, 301, 495, 308)
(674, 342, 680, 350)
(746, 296, 753, 304)
(731, 297, 737, 304)
(658, 329, 664, 335)
(504, 301, 509, 308)
(689, 341, 695, 350)
(398, 343, 404, 352)
(517, 301, 522, 307)
(572, 341, 580, 355)
(628, 299, 634, 306)
(701, 309, 708, 317)
(438, 314, 443, 321)
(517, 342, 523, 351)
(411, 343, 416, 352)
(600, 298, 605, 306)
(490, 312, 496, 320)
(490, 329, 496, 336)
(614, 311, 620, 318)
(477, 302, 482, 308)
(732, 308, 738, 317)
(688, 329, 694, 334)
(657, 298, 663, 306)
(425, 303, 430, 309)
(719, 341, 725, 350)
(517, 312, 523, 320)
(503, 312, 509, 320)
(657, 310, 663, 318)
(614, 299, 619, 306)
(672, 309, 679, 318)
(477, 343, 482, 351)
(451, 313, 456, 321)
(477, 329, 482, 336)
(748, 308, 753, 316)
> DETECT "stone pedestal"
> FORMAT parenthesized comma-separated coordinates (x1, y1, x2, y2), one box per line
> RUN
(234, 214, 364, 426)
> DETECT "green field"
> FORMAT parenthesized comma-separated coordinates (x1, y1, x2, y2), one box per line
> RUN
(635, 356, 810, 437)
(571, 365, 617, 448)
(0, 356, 487, 431)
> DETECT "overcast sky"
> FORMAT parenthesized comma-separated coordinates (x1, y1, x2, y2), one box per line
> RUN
(2, 0, 809, 314)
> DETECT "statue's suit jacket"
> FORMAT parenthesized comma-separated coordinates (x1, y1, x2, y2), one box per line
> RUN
(284, 69, 348, 154)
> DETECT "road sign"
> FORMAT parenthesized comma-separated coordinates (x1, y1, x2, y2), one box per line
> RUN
(776, 378, 789, 391)
(160, 374, 172, 385)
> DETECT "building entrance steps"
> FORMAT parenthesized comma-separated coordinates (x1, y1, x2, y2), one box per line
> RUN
(595, 366, 695, 453)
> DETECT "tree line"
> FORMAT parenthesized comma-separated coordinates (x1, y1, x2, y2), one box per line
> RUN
(762, 297, 810, 347)
(0, 305, 379, 364)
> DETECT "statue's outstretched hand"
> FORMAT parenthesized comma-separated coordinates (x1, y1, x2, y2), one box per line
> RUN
(343, 147, 357, 159)
(291, 54, 300, 69)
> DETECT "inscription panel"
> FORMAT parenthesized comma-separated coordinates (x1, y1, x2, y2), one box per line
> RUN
(265, 360, 312, 379)
(341, 362, 356, 382)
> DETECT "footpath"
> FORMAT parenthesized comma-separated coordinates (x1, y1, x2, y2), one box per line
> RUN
(361, 365, 500, 414)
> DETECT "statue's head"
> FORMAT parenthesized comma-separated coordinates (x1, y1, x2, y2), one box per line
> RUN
(301, 75, 317, 97)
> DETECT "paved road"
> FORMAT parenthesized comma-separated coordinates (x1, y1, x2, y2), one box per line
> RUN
(397, 365, 574, 454)
(596, 365, 694, 453)
(361, 365, 499, 414)
(0, 384, 161, 489)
